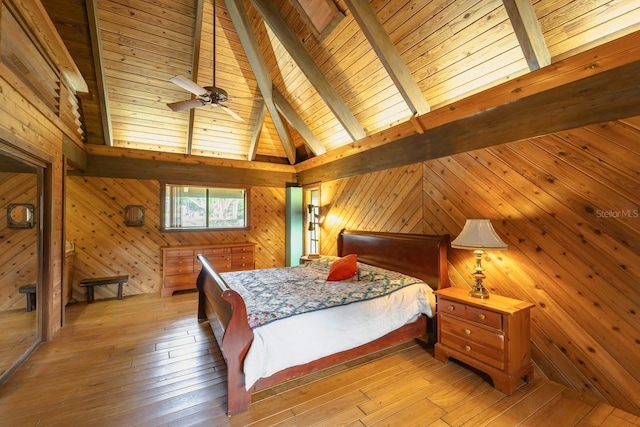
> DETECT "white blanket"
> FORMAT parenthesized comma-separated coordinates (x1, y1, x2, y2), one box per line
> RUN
(242, 282, 435, 389)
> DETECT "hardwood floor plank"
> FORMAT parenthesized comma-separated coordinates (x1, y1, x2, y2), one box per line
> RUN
(1, 293, 638, 426)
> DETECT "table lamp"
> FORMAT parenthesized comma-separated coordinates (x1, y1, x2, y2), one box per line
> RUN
(451, 219, 508, 298)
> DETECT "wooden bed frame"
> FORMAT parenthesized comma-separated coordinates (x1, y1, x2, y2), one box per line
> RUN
(196, 229, 450, 415)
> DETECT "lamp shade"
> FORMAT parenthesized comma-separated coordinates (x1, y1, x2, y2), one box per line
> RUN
(451, 219, 508, 250)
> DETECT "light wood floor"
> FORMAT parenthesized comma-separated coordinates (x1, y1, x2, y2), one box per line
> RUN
(0, 308, 37, 378)
(0, 293, 638, 427)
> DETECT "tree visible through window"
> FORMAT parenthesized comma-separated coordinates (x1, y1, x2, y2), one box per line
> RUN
(162, 184, 248, 230)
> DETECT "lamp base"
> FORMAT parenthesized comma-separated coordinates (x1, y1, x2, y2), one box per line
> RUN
(469, 272, 489, 298)
(469, 286, 490, 299)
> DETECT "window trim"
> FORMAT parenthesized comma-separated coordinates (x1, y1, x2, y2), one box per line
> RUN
(159, 181, 251, 232)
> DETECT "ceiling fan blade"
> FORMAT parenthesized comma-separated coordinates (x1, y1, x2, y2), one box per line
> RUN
(169, 75, 208, 96)
(167, 99, 206, 112)
(226, 95, 263, 101)
(218, 104, 243, 121)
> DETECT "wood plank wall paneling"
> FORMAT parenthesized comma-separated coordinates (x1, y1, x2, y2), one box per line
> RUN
(319, 162, 424, 256)
(318, 116, 640, 415)
(65, 177, 285, 302)
(1, 74, 66, 341)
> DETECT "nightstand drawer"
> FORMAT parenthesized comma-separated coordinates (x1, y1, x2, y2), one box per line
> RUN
(440, 315, 505, 350)
(467, 306, 502, 329)
(439, 298, 467, 316)
(440, 330, 505, 370)
(439, 297, 502, 329)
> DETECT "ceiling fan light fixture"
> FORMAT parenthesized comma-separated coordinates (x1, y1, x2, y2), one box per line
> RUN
(165, 0, 245, 121)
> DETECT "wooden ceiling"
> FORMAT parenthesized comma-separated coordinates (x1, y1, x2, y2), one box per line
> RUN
(41, 0, 640, 165)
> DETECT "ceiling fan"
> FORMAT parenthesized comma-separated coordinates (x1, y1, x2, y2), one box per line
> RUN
(167, 0, 250, 121)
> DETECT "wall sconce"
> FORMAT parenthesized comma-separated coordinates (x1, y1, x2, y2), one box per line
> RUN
(451, 219, 508, 298)
(124, 205, 145, 227)
(307, 203, 319, 257)
(7, 203, 35, 229)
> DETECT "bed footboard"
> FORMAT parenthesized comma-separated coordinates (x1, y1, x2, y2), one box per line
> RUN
(196, 255, 254, 415)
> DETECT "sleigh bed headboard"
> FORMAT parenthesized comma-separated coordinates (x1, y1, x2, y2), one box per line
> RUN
(337, 229, 450, 290)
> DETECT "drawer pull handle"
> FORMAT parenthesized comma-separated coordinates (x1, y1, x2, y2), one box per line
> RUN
(464, 345, 472, 351)
(464, 329, 471, 335)
(447, 305, 455, 311)
(478, 314, 486, 320)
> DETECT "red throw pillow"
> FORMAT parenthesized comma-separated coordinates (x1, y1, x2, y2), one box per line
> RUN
(327, 254, 358, 281)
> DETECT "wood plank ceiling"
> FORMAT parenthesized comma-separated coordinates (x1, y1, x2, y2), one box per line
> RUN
(41, 0, 640, 165)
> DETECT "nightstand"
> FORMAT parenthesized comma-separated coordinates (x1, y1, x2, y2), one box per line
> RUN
(434, 287, 535, 394)
(300, 255, 321, 264)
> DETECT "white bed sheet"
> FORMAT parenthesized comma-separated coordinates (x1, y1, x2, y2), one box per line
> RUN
(243, 282, 436, 390)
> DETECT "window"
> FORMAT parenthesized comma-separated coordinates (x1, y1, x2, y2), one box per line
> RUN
(161, 183, 249, 230)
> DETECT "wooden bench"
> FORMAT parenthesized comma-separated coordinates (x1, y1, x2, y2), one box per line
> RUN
(79, 275, 128, 302)
(18, 285, 36, 312)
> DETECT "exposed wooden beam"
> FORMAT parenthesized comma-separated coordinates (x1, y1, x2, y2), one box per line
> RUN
(186, 0, 206, 155)
(297, 58, 640, 185)
(273, 88, 326, 156)
(62, 134, 86, 170)
(86, 0, 113, 146)
(72, 155, 296, 187)
(296, 31, 640, 174)
(502, 0, 550, 70)
(225, 0, 297, 164)
(343, 0, 430, 116)
(250, 0, 366, 141)
(86, 144, 296, 173)
(248, 100, 266, 161)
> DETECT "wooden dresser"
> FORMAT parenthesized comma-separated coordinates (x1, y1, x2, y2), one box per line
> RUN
(161, 243, 255, 297)
(434, 287, 535, 394)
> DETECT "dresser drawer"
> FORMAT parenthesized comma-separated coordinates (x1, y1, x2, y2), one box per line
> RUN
(164, 257, 194, 275)
(165, 249, 194, 258)
(198, 247, 232, 256)
(439, 297, 502, 330)
(231, 252, 254, 269)
(208, 255, 232, 271)
(164, 273, 198, 289)
(440, 315, 504, 350)
(232, 245, 253, 253)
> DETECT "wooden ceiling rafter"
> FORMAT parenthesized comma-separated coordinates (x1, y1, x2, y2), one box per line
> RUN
(502, 0, 550, 70)
(343, 0, 430, 116)
(224, 0, 297, 164)
(86, 0, 113, 146)
(250, 0, 366, 141)
(273, 87, 326, 156)
(247, 100, 266, 160)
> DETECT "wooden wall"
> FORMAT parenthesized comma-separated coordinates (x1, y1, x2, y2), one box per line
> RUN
(318, 116, 640, 415)
(65, 176, 286, 301)
(0, 172, 38, 312)
(1, 0, 86, 339)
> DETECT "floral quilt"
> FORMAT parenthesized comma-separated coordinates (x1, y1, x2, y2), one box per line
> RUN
(219, 256, 426, 328)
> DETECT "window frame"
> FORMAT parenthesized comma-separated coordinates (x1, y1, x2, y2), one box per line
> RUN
(159, 181, 251, 232)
